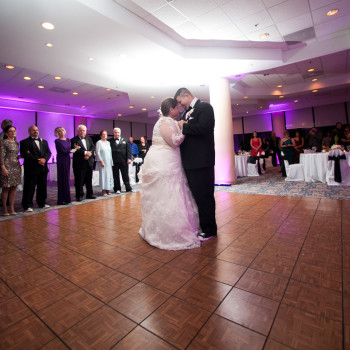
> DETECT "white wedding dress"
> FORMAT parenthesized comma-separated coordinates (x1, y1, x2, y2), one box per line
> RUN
(139, 116, 200, 250)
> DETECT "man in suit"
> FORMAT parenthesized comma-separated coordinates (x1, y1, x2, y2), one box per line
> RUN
(108, 128, 132, 193)
(20, 125, 51, 212)
(70, 125, 96, 201)
(175, 87, 217, 241)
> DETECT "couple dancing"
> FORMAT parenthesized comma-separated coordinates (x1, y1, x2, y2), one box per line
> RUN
(139, 88, 217, 250)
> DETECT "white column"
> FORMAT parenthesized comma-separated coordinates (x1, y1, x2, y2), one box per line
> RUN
(209, 77, 236, 185)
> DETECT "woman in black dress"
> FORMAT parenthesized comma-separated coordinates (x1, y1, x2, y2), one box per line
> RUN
(54, 127, 72, 205)
(138, 136, 149, 162)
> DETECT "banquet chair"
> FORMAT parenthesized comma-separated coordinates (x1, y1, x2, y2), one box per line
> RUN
(247, 159, 259, 176)
(284, 160, 304, 181)
(326, 149, 350, 186)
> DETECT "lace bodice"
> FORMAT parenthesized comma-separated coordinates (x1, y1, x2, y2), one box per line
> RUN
(152, 117, 184, 148)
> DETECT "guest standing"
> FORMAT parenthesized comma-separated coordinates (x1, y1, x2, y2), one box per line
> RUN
(269, 132, 281, 166)
(0, 125, 21, 215)
(70, 125, 96, 202)
(108, 128, 132, 194)
(293, 131, 304, 164)
(128, 137, 139, 159)
(0, 119, 13, 141)
(54, 127, 71, 205)
(95, 130, 114, 196)
(250, 131, 262, 156)
(20, 125, 51, 212)
(280, 130, 295, 165)
(138, 136, 149, 162)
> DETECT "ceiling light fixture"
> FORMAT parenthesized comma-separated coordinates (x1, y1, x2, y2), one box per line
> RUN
(243, 96, 248, 99)
(312, 89, 318, 93)
(54, 76, 62, 80)
(260, 33, 269, 39)
(327, 9, 339, 16)
(24, 76, 31, 80)
(72, 92, 78, 95)
(142, 108, 147, 111)
(45, 43, 53, 47)
(106, 88, 111, 91)
(37, 85, 44, 89)
(312, 78, 318, 82)
(279, 95, 284, 98)
(150, 96, 155, 99)
(5, 65, 15, 69)
(277, 85, 282, 88)
(118, 114, 122, 117)
(294, 100, 298, 103)
(129, 105, 134, 109)
(88, 57, 94, 61)
(308, 68, 315, 72)
(81, 105, 86, 108)
(41, 22, 55, 30)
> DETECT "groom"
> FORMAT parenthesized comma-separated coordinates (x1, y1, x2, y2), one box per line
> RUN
(175, 88, 217, 240)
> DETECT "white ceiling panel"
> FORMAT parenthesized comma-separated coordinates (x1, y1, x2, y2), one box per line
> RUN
(275, 13, 313, 36)
(152, 4, 187, 28)
(210, 23, 245, 40)
(235, 10, 274, 34)
(314, 15, 350, 39)
(171, 0, 218, 20)
(222, 0, 265, 22)
(262, 0, 288, 8)
(172, 21, 203, 39)
(191, 7, 231, 32)
(130, 0, 167, 13)
(268, 0, 310, 23)
(309, 0, 341, 11)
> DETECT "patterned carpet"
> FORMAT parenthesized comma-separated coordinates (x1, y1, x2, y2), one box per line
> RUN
(0, 166, 349, 222)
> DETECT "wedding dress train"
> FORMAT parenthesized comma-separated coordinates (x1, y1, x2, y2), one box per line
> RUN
(139, 116, 200, 250)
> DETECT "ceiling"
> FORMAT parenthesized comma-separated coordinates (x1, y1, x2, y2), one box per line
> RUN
(0, 0, 350, 123)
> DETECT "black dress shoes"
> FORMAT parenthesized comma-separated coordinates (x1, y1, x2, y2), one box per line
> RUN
(87, 195, 96, 199)
(76, 197, 82, 202)
(198, 232, 217, 241)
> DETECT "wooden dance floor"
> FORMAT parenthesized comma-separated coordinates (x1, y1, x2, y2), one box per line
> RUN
(0, 191, 349, 349)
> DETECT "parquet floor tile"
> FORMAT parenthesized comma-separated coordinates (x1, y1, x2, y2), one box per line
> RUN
(109, 282, 170, 323)
(111, 326, 176, 349)
(141, 297, 211, 350)
(0, 191, 349, 348)
(37, 290, 103, 334)
(270, 303, 342, 349)
(215, 287, 279, 335)
(236, 268, 289, 301)
(61, 306, 136, 349)
(188, 314, 266, 350)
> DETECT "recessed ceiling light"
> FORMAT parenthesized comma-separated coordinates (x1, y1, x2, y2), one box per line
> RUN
(279, 95, 284, 98)
(308, 68, 315, 72)
(312, 89, 318, 93)
(327, 9, 339, 16)
(54, 76, 62, 80)
(81, 105, 86, 108)
(259, 106, 263, 109)
(37, 85, 44, 89)
(142, 108, 147, 111)
(294, 100, 298, 102)
(243, 96, 248, 99)
(72, 92, 78, 95)
(246, 111, 249, 114)
(45, 43, 53, 48)
(277, 85, 282, 88)
(88, 57, 94, 61)
(236, 104, 239, 106)
(24, 76, 31, 80)
(118, 114, 122, 117)
(129, 105, 134, 109)
(106, 88, 111, 91)
(150, 96, 155, 99)
(312, 78, 318, 82)
(5, 65, 14, 69)
(260, 33, 269, 39)
(41, 22, 55, 30)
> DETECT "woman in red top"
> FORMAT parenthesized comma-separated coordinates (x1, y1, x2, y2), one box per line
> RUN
(250, 131, 262, 156)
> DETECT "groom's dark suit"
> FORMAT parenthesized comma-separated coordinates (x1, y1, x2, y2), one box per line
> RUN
(20, 136, 51, 209)
(180, 99, 217, 236)
(70, 135, 95, 200)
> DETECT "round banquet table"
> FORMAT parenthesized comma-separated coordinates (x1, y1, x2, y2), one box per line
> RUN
(235, 155, 250, 177)
(300, 152, 350, 183)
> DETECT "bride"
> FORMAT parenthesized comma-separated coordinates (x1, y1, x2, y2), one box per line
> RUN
(139, 97, 200, 250)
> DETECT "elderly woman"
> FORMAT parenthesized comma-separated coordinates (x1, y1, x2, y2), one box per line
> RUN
(95, 130, 114, 196)
(0, 125, 21, 215)
(54, 127, 71, 205)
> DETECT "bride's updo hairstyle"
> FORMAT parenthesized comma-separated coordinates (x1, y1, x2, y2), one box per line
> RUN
(160, 97, 177, 117)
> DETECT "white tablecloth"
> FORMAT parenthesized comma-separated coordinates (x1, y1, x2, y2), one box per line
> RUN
(235, 155, 250, 177)
(300, 152, 350, 183)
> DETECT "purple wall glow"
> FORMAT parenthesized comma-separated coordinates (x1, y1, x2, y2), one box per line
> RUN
(37, 112, 75, 163)
(243, 114, 272, 133)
